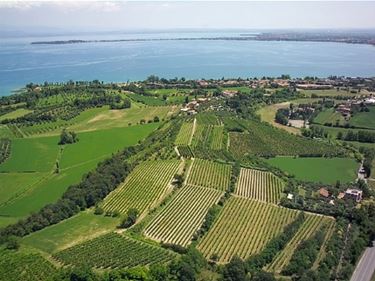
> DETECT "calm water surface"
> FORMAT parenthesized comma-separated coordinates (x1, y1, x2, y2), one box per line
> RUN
(1, 31, 375, 96)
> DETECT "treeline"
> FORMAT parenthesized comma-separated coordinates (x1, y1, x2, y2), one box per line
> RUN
(360, 147, 375, 177)
(337, 130, 375, 143)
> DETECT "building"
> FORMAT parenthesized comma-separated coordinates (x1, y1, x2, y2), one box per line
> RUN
(222, 90, 238, 98)
(345, 189, 363, 202)
(319, 188, 330, 198)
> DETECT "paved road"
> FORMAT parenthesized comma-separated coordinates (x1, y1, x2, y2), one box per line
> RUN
(350, 242, 375, 281)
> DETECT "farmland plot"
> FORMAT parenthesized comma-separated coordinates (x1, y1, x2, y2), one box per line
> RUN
(54, 233, 177, 269)
(175, 122, 194, 145)
(187, 159, 231, 191)
(235, 168, 284, 204)
(210, 126, 224, 150)
(197, 197, 299, 263)
(144, 185, 223, 246)
(103, 160, 181, 215)
(266, 214, 335, 273)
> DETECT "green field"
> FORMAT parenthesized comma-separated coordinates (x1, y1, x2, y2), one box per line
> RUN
(22, 211, 120, 253)
(350, 106, 375, 130)
(265, 157, 358, 184)
(0, 123, 158, 226)
(0, 108, 32, 122)
(313, 108, 346, 126)
(0, 136, 59, 172)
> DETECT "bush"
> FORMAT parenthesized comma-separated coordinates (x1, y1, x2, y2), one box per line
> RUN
(119, 208, 139, 228)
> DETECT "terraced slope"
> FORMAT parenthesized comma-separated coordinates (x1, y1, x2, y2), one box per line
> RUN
(144, 185, 223, 246)
(235, 168, 284, 204)
(198, 197, 299, 263)
(54, 233, 177, 268)
(102, 160, 181, 215)
(187, 159, 231, 191)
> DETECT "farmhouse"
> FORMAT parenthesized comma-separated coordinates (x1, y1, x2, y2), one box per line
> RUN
(319, 188, 330, 198)
(222, 90, 238, 98)
(345, 189, 363, 202)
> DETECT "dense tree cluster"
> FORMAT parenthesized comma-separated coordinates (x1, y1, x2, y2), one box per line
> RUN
(337, 130, 375, 143)
(58, 129, 78, 145)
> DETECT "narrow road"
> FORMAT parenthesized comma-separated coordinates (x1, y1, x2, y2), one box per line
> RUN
(350, 241, 375, 281)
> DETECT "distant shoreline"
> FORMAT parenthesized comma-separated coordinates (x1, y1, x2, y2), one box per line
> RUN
(31, 35, 375, 46)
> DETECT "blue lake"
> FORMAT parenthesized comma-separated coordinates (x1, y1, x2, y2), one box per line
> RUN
(1, 31, 375, 96)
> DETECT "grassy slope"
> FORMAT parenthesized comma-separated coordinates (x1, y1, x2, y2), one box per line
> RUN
(0, 123, 158, 226)
(350, 106, 375, 130)
(313, 108, 346, 126)
(22, 211, 120, 254)
(0, 108, 33, 121)
(265, 157, 358, 184)
(0, 136, 59, 172)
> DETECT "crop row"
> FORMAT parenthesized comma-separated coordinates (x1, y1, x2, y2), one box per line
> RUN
(102, 160, 181, 215)
(0, 138, 11, 164)
(210, 126, 224, 150)
(196, 112, 220, 125)
(177, 145, 194, 158)
(198, 197, 299, 263)
(175, 122, 194, 146)
(227, 118, 346, 157)
(266, 214, 334, 273)
(187, 159, 232, 191)
(0, 249, 56, 281)
(54, 233, 177, 269)
(144, 184, 223, 246)
(235, 168, 284, 204)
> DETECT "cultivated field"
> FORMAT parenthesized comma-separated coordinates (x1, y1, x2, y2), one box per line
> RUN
(186, 159, 232, 191)
(266, 214, 335, 274)
(265, 157, 358, 184)
(197, 197, 299, 263)
(22, 211, 120, 254)
(144, 184, 223, 246)
(235, 168, 284, 204)
(54, 233, 177, 269)
(175, 122, 194, 146)
(0, 249, 56, 281)
(102, 160, 181, 215)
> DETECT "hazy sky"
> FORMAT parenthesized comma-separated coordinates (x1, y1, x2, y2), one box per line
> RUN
(1, 1, 375, 32)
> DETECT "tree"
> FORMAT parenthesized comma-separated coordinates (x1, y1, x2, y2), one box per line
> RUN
(59, 129, 78, 145)
(154, 116, 160, 122)
(5, 236, 19, 250)
(119, 208, 139, 228)
(223, 256, 248, 281)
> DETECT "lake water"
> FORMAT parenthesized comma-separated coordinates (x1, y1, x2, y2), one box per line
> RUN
(1, 31, 375, 96)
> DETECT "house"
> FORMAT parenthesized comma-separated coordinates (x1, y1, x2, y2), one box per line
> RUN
(338, 192, 345, 199)
(287, 193, 294, 200)
(345, 189, 363, 202)
(222, 90, 238, 98)
(319, 188, 330, 198)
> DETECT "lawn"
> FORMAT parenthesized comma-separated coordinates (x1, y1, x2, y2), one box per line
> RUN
(0, 136, 59, 172)
(22, 211, 120, 254)
(0, 108, 32, 122)
(265, 157, 359, 184)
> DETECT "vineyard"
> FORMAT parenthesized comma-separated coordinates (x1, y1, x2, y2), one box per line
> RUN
(102, 160, 181, 215)
(191, 124, 224, 151)
(0, 138, 11, 164)
(186, 159, 232, 191)
(0, 249, 56, 281)
(177, 145, 194, 158)
(210, 126, 224, 150)
(227, 118, 346, 157)
(196, 112, 220, 125)
(235, 168, 284, 204)
(197, 197, 299, 263)
(53, 233, 177, 268)
(266, 214, 335, 273)
(144, 184, 223, 246)
(175, 122, 194, 146)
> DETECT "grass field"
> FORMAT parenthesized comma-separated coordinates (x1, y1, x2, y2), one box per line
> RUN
(265, 157, 358, 184)
(144, 184, 223, 246)
(0, 108, 32, 122)
(0, 124, 157, 226)
(299, 89, 360, 98)
(350, 106, 375, 130)
(22, 211, 120, 254)
(0, 136, 59, 172)
(197, 197, 299, 263)
(60, 123, 158, 168)
(235, 168, 284, 204)
(313, 108, 346, 126)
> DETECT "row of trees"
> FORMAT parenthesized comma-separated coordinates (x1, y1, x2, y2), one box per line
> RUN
(337, 130, 375, 143)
